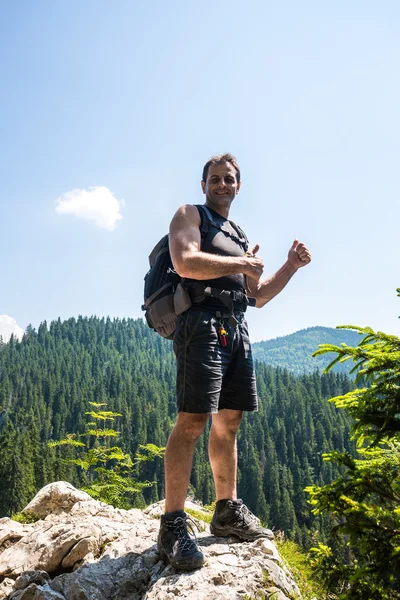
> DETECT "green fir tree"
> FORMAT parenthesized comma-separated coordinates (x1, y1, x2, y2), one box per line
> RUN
(306, 289, 400, 599)
(49, 401, 164, 509)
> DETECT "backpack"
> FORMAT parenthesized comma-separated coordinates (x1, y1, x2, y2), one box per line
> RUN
(142, 205, 250, 339)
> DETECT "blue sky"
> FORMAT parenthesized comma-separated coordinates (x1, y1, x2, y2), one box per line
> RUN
(1, 1, 399, 342)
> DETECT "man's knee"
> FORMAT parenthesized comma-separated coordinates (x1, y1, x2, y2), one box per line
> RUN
(174, 412, 209, 441)
(211, 409, 243, 436)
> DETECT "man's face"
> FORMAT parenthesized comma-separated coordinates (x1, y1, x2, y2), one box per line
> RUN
(201, 162, 241, 208)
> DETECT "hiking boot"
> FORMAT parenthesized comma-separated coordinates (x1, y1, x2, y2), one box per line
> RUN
(210, 499, 275, 541)
(157, 510, 205, 571)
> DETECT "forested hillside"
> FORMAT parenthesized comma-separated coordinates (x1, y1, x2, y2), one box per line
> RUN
(0, 317, 355, 548)
(252, 325, 361, 375)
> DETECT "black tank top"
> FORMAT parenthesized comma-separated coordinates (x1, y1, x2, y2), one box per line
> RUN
(186, 205, 248, 309)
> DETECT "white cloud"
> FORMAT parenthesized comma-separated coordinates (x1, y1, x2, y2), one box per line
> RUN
(0, 315, 24, 342)
(55, 186, 124, 231)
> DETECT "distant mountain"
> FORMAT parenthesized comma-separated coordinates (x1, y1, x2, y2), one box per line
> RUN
(252, 326, 362, 376)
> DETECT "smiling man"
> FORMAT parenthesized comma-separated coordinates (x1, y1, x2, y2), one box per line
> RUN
(157, 154, 311, 571)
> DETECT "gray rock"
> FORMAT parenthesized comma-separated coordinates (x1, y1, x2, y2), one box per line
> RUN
(266, 588, 294, 600)
(14, 571, 50, 590)
(23, 483, 92, 519)
(0, 482, 302, 600)
(0, 521, 102, 576)
(9, 584, 65, 600)
(0, 578, 14, 600)
(0, 520, 35, 549)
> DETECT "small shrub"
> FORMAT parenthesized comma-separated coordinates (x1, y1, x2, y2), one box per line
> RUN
(11, 511, 40, 524)
(185, 507, 212, 525)
(49, 401, 165, 509)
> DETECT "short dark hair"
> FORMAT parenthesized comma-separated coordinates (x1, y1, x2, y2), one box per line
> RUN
(202, 153, 241, 183)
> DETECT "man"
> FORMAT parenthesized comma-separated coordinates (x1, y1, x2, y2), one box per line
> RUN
(157, 154, 311, 571)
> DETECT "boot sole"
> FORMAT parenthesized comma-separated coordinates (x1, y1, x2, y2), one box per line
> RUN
(210, 523, 274, 541)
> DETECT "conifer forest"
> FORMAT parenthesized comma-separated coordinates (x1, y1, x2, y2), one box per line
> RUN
(0, 316, 355, 549)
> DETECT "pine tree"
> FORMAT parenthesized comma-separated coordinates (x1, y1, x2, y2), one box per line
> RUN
(0, 422, 36, 516)
(306, 289, 400, 599)
(240, 445, 269, 524)
(49, 401, 164, 509)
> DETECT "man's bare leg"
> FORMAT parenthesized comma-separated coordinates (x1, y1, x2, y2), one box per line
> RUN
(164, 412, 209, 513)
(208, 408, 274, 540)
(208, 409, 243, 501)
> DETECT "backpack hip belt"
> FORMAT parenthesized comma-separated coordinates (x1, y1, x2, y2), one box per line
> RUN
(187, 282, 256, 327)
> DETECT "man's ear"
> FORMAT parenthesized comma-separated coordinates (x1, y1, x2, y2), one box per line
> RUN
(201, 180, 206, 194)
(236, 181, 241, 194)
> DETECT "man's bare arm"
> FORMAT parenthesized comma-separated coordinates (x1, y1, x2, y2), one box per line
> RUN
(247, 240, 311, 308)
(169, 205, 264, 281)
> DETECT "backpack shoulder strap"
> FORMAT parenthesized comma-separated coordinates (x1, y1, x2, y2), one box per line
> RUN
(194, 204, 215, 237)
(194, 204, 249, 251)
(228, 219, 249, 252)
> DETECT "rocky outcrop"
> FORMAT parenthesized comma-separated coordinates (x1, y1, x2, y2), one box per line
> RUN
(0, 482, 301, 600)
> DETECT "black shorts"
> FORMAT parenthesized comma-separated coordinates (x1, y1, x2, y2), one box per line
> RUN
(173, 308, 258, 414)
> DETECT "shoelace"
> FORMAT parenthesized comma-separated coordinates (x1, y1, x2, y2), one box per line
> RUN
(240, 503, 260, 523)
(234, 504, 252, 528)
(170, 515, 199, 552)
(228, 502, 260, 529)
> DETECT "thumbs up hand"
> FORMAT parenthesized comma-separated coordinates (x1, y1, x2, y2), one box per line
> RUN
(246, 244, 260, 257)
(288, 239, 311, 269)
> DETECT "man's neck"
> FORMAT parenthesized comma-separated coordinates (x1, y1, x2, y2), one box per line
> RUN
(205, 200, 230, 219)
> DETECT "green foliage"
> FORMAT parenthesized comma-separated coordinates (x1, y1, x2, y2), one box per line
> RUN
(50, 401, 165, 509)
(11, 511, 40, 524)
(81, 469, 154, 508)
(313, 325, 400, 445)
(306, 291, 400, 599)
(203, 500, 216, 512)
(134, 443, 166, 463)
(0, 421, 38, 515)
(185, 507, 213, 525)
(274, 535, 327, 600)
(49, 434, 86, 448)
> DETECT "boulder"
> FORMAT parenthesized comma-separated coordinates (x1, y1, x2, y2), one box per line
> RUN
(0, 522, 102, 576)
(0, 580, 14, 599)
(23, 483, 92, 519)
(0, 482, 302, 600)
(0, 520, 35, 549)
